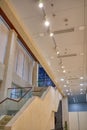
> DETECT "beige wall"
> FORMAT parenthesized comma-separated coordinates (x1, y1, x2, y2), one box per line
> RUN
(46, 112, 55, 130)
(6, 87, 59, 130)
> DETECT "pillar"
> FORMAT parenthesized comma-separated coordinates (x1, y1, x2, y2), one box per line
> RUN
(62, 97, 69, 129)
(0, 30, 17, 100)
(32, 61, 38, 87)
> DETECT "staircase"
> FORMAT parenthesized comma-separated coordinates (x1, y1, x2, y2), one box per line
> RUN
(0, 115, 12, 130)
(0, 87, 33, 130)
(0, 87, 48, 130)
(0, 87, 59, 130)
(32, 87, 47, 97)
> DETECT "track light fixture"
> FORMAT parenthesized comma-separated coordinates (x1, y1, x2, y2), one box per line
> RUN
(55, 46, 60, 55)
(38, 0, 44, 8)
(57, 51, 60, 55)
(63, 70, 66, 73)
(44, 20, 50, 27)
(38, 0, 67, 79)
(50, 32, 54, 37)
(80, 77, 84, 79)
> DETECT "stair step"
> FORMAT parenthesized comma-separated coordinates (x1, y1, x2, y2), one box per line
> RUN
(0, 125, 4, 129)
(7, 110, 18, 115)
(0, 115, 13, 130)
(0, 121, 8, 125)
(4, 116, 12, 121)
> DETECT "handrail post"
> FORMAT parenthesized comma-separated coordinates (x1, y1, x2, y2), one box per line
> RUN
(64, 121, 68, 130)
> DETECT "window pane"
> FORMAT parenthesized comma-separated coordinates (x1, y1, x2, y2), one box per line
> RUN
(23, 56, 29, 81)
(16, 46, 24, 78)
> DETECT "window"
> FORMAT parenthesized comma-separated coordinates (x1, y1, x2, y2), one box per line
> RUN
(15, 39, 34, 83)
(16, 44, 24, 78)
(38, 65, 55, 87)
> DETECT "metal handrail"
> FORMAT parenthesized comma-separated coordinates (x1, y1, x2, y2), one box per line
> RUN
(0, 87, 32, 104)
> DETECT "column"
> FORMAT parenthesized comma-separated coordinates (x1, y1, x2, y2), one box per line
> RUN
(62, 97, 69, 129)
(0, 30, 17, 100)
(32, 61, 38, 87)
(28, 60, 33, 85)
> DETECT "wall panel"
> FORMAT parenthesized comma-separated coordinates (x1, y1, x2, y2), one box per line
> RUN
(69, 112, 87, 130)
(79, 112, 87, 130)
(69, 112, 78, 130)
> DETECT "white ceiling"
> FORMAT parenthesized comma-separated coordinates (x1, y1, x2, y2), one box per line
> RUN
(10, 0, 87, 96)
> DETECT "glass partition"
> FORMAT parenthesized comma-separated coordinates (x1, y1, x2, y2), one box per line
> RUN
(7, 87, 31, 99)
(0, 87, 48, 116)
(0, 88, 32, 116)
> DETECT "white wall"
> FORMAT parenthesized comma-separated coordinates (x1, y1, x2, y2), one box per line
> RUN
(69, 112, 79, 130)
(79, 112, 87, 130)
(69, 112, 87, 130)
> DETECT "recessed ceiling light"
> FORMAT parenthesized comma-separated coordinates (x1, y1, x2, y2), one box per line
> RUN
(67, 93, 70, 95)
(80, 53, 84, 56)
(80, 77, 84, 79)
(80, 92, 83, 94)
(80, 83, 83, 86)
(63, 70, 66, 73)
(66, 89, 69, 92)
(66, 80, 69, 84)
(79, 26, 85, 31)
(50, 33, 54, 37)
(60, 78, 64, 81)
(44, 20, 50, 27)
(39, 2, 44, 8)
(64, 85, 67, 87)
(57, 51, 60, 55)
(61, 66, 64, 69)
(80, 88, 83, 91)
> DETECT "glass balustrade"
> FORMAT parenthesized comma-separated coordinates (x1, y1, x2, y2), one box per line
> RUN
(0, 87, 47, 116)
(0, 87, 32, 116)
(7, 87, 30, 99)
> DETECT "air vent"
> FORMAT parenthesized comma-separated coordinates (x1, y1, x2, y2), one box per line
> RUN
(68, 77, 79, 80)
(57, 53, 77, 58)
(53, 28, 74, 35)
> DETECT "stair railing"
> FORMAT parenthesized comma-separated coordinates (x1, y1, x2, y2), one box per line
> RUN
(0, 87, 32, 116)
